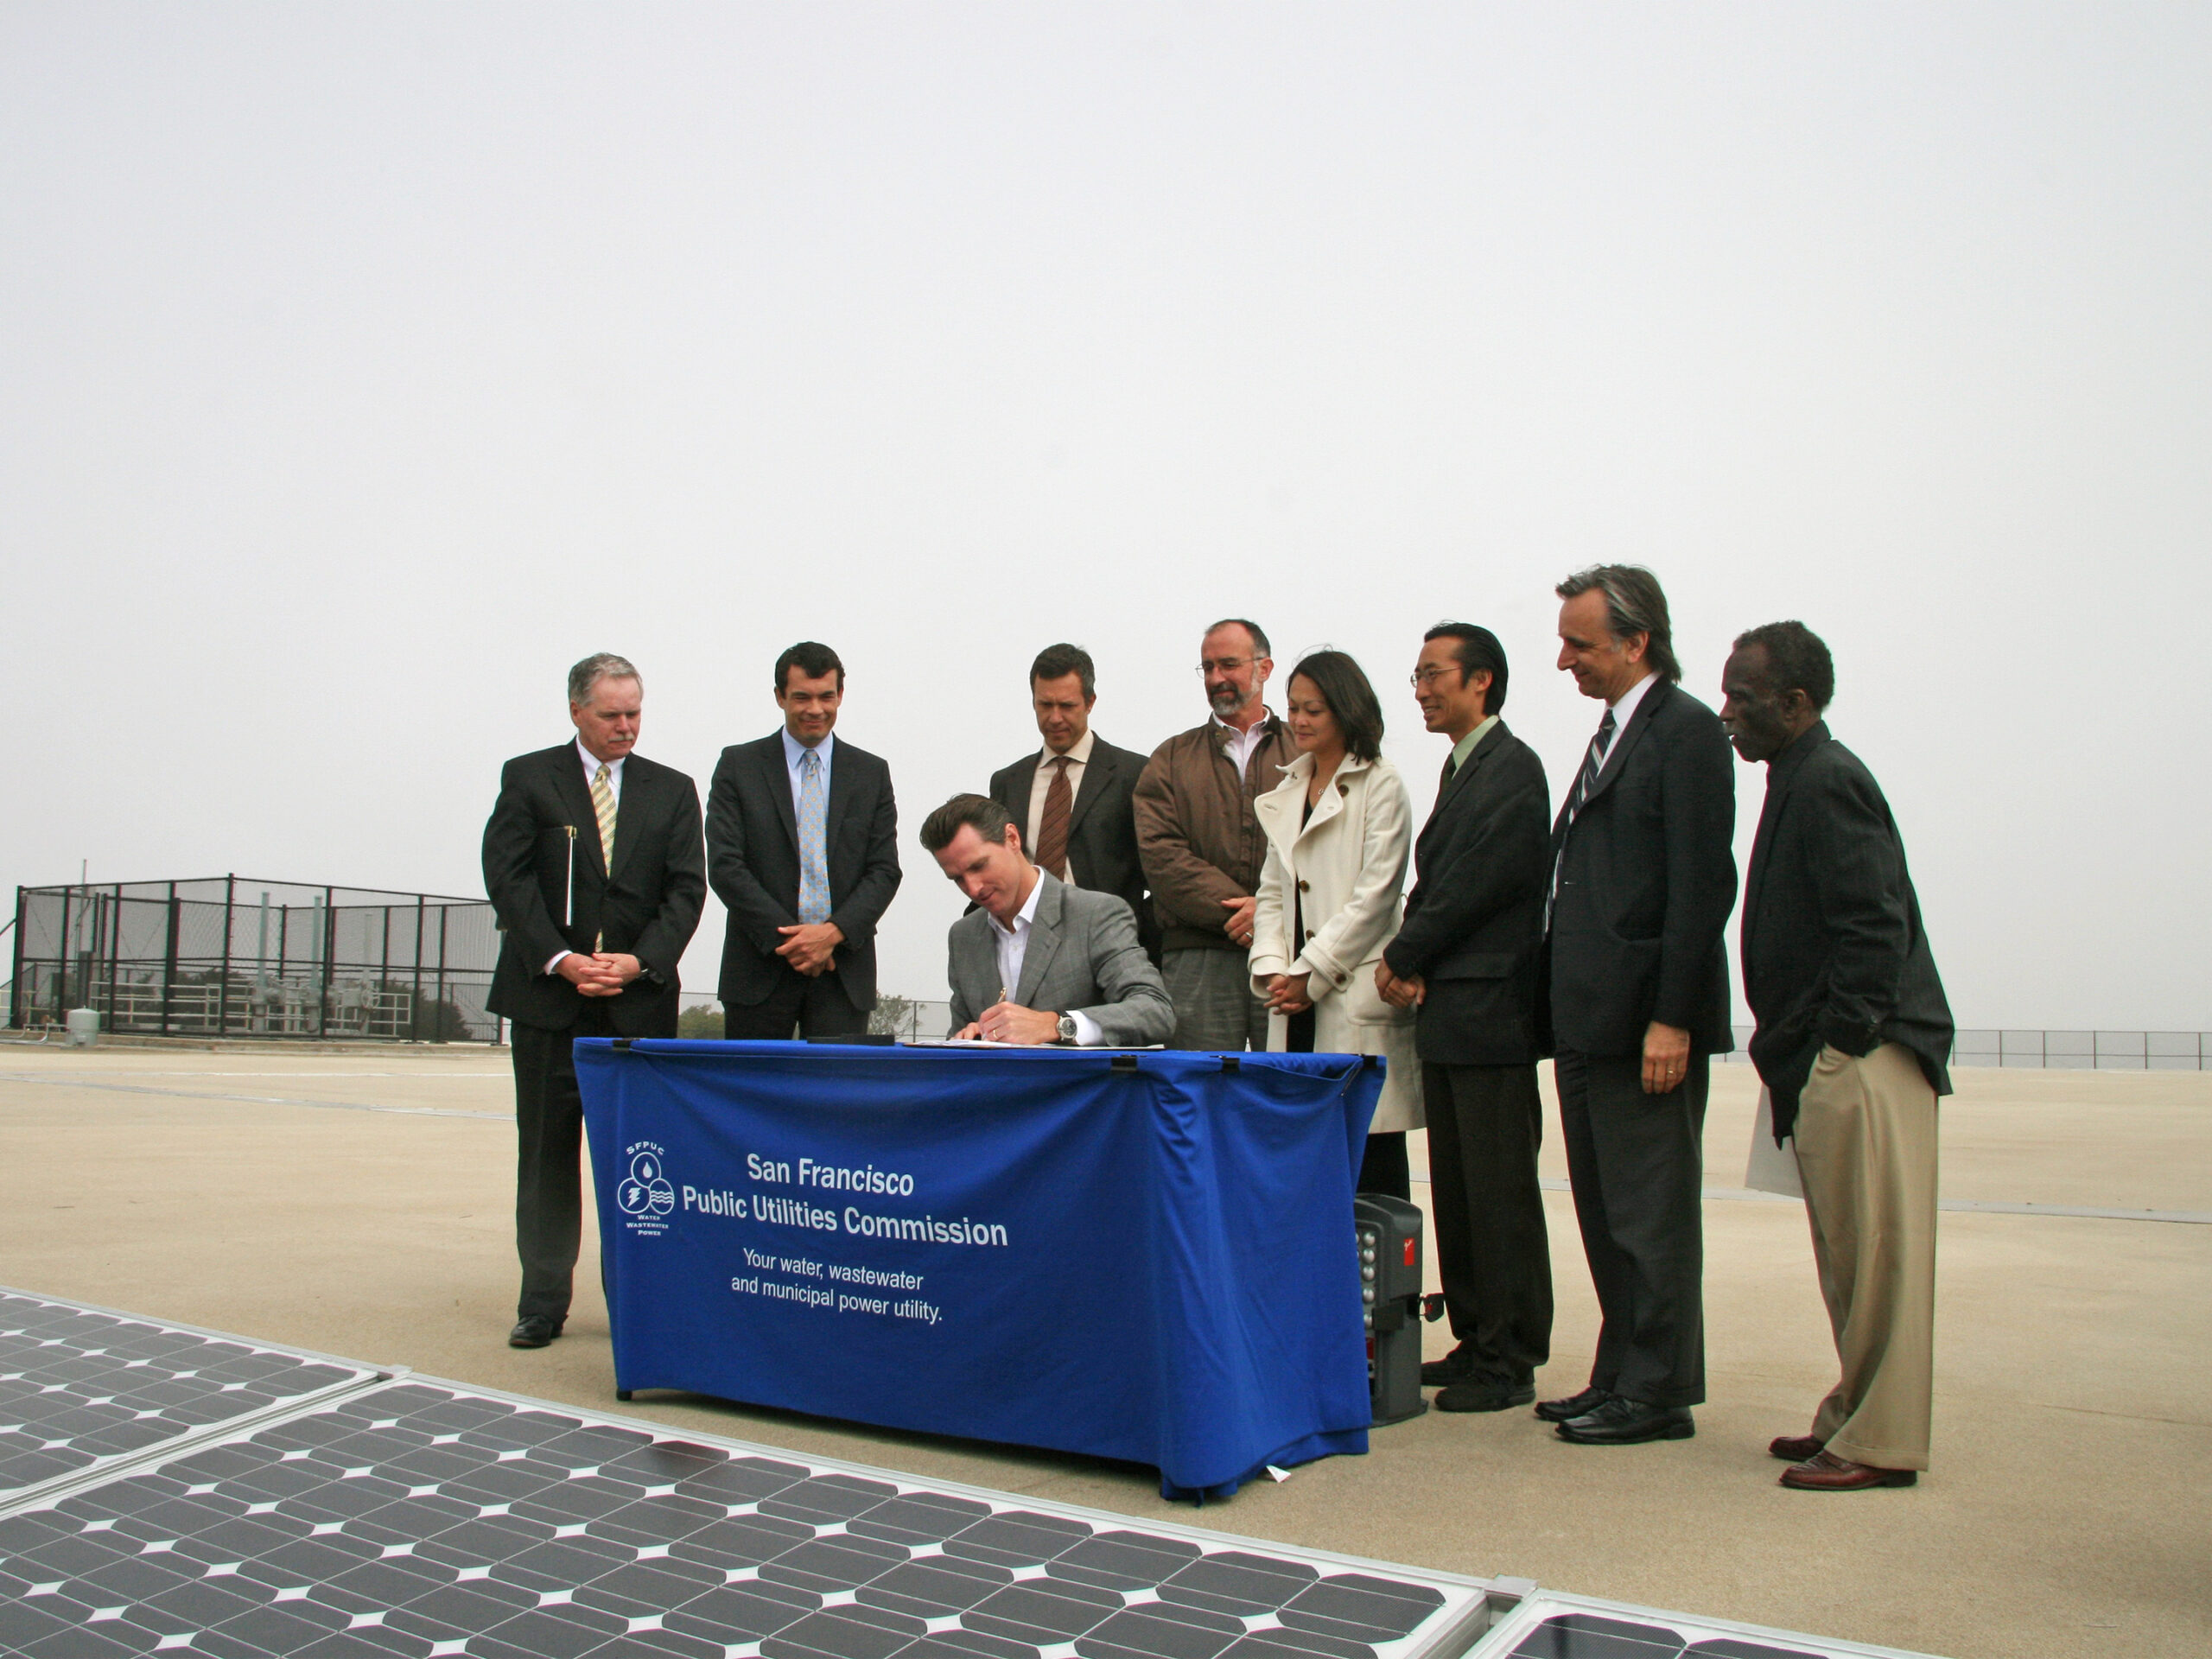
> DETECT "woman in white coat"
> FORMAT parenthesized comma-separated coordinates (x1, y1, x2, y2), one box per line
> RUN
(1249, 650, 1422, 1198)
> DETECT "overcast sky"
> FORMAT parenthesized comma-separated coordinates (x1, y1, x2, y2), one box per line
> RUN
(4, 4, 2206, 1029)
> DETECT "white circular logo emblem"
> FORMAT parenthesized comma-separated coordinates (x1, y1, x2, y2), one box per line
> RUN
(618, 1151, 675, 1218)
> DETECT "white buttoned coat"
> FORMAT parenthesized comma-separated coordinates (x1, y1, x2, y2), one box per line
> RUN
(1249, 752, 1422, 1132)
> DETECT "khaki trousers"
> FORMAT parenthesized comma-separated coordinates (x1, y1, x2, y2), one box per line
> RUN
(1792, 1041, 1939, 1471)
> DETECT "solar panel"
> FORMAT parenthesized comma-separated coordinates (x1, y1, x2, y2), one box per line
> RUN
(0, 1287, 376, 1507)
(0, 1295, 1937, 1659)
(1470, 1594, 1934, 1659)
(0, 1376, 1491, 1659)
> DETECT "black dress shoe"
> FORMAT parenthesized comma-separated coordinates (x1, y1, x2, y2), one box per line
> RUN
(1434, 1376, 1536, 1414)
(1535, 1384, 1611, 1423)
(1555, 1395, 1695, 1445)
(507, 1316, 564, 1349)
(1421, 1344, 1481, 1388)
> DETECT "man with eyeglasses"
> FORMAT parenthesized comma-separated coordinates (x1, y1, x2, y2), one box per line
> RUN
(1133, 619, 1295, 1050)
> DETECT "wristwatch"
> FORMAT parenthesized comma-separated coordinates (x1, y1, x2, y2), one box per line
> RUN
(1056, 1012, 1078, 1045)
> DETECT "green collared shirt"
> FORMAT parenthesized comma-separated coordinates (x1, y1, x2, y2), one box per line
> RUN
(1446, 715, 1500, 779)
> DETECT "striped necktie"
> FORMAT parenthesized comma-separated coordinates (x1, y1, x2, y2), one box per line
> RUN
(1547, 708, 1617, 928)
(796, 748, 831, 925)
(1564, 709, 1618, 831)
(590, 762, 618, 950)
(1033, 755, 1074, 880)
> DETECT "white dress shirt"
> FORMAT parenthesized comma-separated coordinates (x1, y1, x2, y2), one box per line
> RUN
(781, 727, 835, 811)
(1214, 709, 1274, 778)
(547, 740, 628, 974)
(1024, 728, 1096, 884)
(988, 874, 1104, 1046)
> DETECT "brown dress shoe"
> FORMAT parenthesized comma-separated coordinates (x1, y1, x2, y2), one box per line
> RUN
(1769, 1433, 1825, 1462)
(1780, 1449, 1917, 1490)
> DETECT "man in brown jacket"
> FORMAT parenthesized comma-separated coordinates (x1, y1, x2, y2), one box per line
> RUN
(1133, 618, 1297, 1050)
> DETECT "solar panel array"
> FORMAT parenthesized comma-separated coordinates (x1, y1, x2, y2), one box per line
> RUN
(1469, 1598, 1908, 1659)
(0, 1290, 372, 1502)
(0, 1293, 1925, 1659)
(0, 1370, 1485, 1659)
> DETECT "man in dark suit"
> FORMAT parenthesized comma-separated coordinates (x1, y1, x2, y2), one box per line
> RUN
(1539, 566, 1738, 1445)
(1722, 620, 1952, 1491)
(707, 641, 901, 1039)
(987, 643, 1158, 963)
(1376, 624, 1554, 1414)
(483, 653, 706, 1349)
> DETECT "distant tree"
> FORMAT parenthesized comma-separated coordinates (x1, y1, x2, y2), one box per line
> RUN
(408, 989, 482, 1042)
(677, 1002, 724, 1039)
(868, 995, 918, 1039)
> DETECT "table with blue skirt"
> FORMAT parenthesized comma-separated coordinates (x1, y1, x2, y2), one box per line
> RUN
(574, 1039, 1386, 1502)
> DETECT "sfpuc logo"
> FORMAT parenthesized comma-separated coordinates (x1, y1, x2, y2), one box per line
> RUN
(619, 1141, 675, 1234)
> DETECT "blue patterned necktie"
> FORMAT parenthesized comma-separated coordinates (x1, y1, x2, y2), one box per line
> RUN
(796, 747, 831, 925)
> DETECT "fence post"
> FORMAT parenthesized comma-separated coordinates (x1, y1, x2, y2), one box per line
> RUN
(8, 887, 23, 1029)
(411, 896, 425, 1040)
(106, 889, 120, 1029)
(160, 882, 179, 1035)
(217, 874, 235, 1036)
(435, 905, 448, 1042)
(56, 884, 73, 1015)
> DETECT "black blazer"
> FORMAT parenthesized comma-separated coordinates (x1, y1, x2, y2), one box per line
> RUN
(1742, 722, 1953, 1137)
(482, 744, 706, 1034)
(1541, 677, 1738, 1058)
(988, 734, 1159, 962)
(1382, 722, 1553, 1067)
(706, 732, 902, 1010)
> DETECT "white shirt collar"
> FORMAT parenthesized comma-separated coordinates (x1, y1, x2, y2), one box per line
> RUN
(1039, 728, 1096, 767)
(990, 868, 1046, 940)
(1212, 709, 1274, 767)
(1605, 671, 1659, 732)
(575, 738, 625, 792)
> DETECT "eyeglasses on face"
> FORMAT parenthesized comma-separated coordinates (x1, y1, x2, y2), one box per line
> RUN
(1196, 658, 1255, 676)
(1408, 666, 1464, 689)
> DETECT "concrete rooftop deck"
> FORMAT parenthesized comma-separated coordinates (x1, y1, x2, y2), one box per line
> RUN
(0, 1040, 2204, 1659)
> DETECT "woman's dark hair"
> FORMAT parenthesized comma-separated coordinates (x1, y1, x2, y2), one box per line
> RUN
(1286, 650, 1383, 763)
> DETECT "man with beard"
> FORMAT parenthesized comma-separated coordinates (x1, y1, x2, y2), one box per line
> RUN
(1133, 619, 1296, 1050)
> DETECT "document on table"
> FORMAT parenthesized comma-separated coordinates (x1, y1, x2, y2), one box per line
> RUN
(902, 1039, 1166, 1050)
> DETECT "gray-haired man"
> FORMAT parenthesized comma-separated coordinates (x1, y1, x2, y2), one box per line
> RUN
(482, 654, 705, 1348)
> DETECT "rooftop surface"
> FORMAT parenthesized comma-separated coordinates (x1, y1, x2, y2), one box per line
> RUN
(0, 1041, 2203, 1659)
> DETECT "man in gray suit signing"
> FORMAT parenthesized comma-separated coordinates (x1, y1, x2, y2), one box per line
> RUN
(921, 794, 1175, 1046)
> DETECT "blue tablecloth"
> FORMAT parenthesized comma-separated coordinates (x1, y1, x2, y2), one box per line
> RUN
(575, 1039, 1384, 1501)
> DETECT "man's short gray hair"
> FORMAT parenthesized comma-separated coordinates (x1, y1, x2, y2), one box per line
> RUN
(568, 652, 642, 705)
(1554, 565, 1681, 683)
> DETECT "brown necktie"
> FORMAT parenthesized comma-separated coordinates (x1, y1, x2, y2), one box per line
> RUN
(1033, 755, 1074, 880)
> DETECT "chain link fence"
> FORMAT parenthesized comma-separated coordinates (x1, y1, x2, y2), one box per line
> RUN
(9, 877, 501, 1042)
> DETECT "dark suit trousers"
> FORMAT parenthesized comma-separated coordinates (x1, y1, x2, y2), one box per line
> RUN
(722, 964, 869, 1039)
(1423, 1062, 1552, 1382)
(1555, 1049, 1708, 1408)
(511, 1001, 613, 1323)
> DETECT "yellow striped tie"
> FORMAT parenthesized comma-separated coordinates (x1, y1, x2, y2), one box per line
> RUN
(590, 762, 618, 951)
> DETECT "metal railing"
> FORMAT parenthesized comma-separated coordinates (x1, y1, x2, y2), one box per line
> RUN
(1721, 1025, 2210, 1071)
(9, 876, 501, 1042)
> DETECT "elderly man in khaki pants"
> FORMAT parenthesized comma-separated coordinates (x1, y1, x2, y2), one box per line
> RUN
(1721, 621, 1955, 1491)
